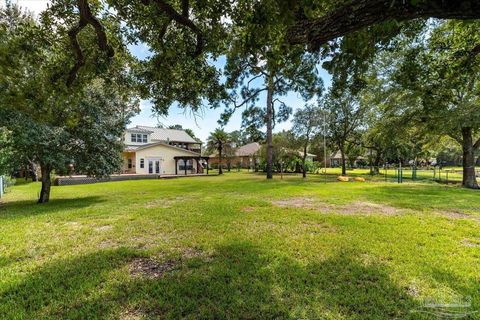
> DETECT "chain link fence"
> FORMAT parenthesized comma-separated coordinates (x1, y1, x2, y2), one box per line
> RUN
(380, 166, 468, 184)
(319, 166, 479, 185)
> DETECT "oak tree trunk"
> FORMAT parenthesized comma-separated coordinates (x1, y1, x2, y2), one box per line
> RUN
(373, 152, 381, 175)
(30, 161, 38, 182)
(302, 145, 307, 178)
(340, 146, 346, 176)
(266, 75, 274, 180)
(461, 128, 479, 189)
(38, 165, 52, 204)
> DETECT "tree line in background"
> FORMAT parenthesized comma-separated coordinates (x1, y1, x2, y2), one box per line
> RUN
(1, 1, 479, 204)
(205, 18, 480, 188)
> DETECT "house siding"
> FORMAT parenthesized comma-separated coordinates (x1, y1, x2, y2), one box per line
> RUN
(134, 144, 199, 175)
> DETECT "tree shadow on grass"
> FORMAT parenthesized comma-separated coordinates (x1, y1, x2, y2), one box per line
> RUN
(0, 248, 137, 319)
(0, 196, 105, 220)
(0, 242, 436, 319)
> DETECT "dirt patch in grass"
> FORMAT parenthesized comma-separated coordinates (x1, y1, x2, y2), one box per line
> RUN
(129, 248, 212, 279)
(349, 201, 399, 215)
(144, 199, 174, 209)
(65, 221, 82, 228)
(272, 197, 402, 216)
(461, 238, 480, 247)
(120, 308, 146, 320)
(241, 206, 256, 213)
(272, 197, 315, 208)
(181, 247, 211, 260)
(95, 225, 113, 232)
(406, 283, 420, 298)
(144, 195, 201, 209)
(129, 258, 178, 279)
(98, 240, 119, 249)
(438, 211, 480, 223)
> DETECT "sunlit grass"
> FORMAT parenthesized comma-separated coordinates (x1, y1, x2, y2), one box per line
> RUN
(0, 172, 479, 319)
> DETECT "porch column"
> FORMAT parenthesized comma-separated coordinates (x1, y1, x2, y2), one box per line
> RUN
(175, 158, 178, 175)
(184, 158, 188, 175)
(195, 158, 200, 174)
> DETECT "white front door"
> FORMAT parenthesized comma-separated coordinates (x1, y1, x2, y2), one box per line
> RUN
(147, 159, 161, 174)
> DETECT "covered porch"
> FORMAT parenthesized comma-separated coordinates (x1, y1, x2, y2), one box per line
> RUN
(122, 151, 137, 174)
(174, 156, 210, 175)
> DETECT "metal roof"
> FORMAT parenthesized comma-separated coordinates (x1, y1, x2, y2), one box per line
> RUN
(126, 126, 198, 143)
(126, 127, 154, 133)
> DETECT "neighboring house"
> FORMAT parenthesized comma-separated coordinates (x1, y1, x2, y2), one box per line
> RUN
(235, 142, 262, 168)
(330, 151, 366, 168)
(209, 142, 261, 169)
(123, 126, 209, 175)
(329, 151, 343, 167)
(209, 142, 317, 169)
(297, 151, 317, 163)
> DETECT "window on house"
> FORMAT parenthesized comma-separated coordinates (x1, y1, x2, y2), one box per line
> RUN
(179, 159, 194, 170)
(128, 159, 132, 169)
(140, 159, 144, 168)
(131, 133, 148, 143)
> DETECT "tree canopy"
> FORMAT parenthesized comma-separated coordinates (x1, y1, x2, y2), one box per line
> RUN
(2, 0, 480, 190)
(0, 4, 139, 202)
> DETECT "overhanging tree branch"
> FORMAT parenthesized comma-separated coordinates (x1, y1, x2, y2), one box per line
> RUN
(181, 0, 189, 17)
(67, 0, 114, 86)
(67, 21, 87, 86)
(287, 0, 480, 49)
(246, 74, 263, 91)
(230, 87, 268, 109)
(474, 137, 480, 150)
(141, 0, 204, 57)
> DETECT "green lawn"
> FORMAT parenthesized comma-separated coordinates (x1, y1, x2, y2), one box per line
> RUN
(318, 167, 470, 183)
(1, 173, 479, 319)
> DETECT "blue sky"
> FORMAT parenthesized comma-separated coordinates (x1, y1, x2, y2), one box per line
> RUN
(129, 43, 333, 142)
(9, 0, 332, 142)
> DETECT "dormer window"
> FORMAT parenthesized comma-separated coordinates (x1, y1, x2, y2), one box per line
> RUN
(131, 133, 148, 143)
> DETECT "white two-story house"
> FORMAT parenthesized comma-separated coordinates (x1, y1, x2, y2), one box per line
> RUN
(122, 126, 209, 175)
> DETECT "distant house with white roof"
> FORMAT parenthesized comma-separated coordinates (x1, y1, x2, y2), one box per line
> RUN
(123, 126, 209, 175)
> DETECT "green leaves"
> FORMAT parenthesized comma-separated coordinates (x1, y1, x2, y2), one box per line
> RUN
(0, 4, 139, 200)
(0, 128, 15, 176)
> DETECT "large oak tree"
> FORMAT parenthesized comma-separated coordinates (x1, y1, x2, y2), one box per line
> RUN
(0, 3, 138, 203)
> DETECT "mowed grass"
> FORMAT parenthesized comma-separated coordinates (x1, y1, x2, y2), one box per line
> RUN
(0, 173, 479, 319)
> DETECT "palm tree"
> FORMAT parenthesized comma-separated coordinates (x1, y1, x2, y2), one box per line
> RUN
(207, 128, 230, 175)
